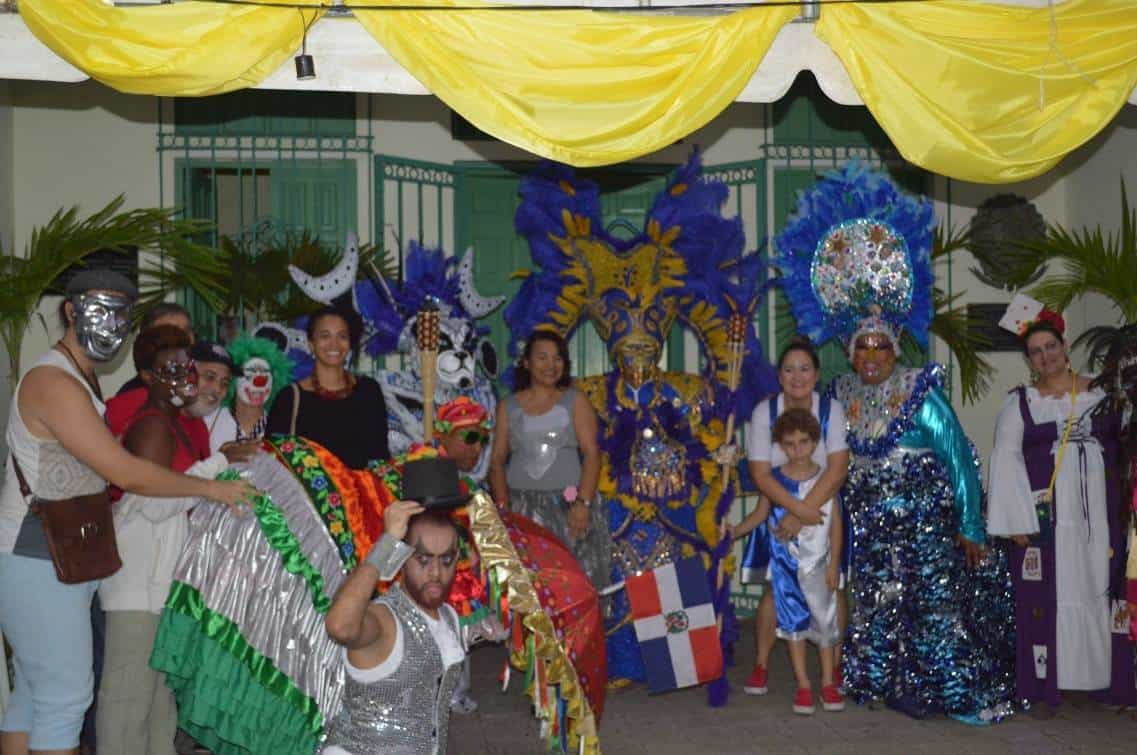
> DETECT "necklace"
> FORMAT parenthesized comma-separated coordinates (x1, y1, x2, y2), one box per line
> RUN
(235, 410, 268, 443)
(311, 369, 355, 400)
(55, 340, 103, 402)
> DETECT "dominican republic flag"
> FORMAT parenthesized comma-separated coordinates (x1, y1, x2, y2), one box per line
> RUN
(626, 557, 723, 694)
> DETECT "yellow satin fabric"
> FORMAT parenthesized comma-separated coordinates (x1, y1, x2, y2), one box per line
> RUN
(19, 0, 1137, 180)
(816, 0, 1137, 184)
(19, 0, 325, 96)
(352, 5, 798, 165)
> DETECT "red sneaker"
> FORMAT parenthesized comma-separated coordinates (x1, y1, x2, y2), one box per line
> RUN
(821, 684, 845, 712)
(744, 664, 768, 696)
(793, 687, 816, 715)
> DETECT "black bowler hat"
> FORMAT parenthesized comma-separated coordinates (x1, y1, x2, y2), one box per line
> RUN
(403, 457, 472, 509)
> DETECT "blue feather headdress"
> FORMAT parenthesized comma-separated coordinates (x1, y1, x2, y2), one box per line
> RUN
(354, 242, 497, 359)
(507, 150, 777, 416)
(773, 162, 934, 350)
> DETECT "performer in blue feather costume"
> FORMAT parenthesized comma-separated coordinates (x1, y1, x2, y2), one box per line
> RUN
(507, 152, 778, 703)
(775, 163, 1014, 723)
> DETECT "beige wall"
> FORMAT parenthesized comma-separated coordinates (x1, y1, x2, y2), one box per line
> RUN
(0, 80, 13, 459)
(3, 82, 1135, 464)
(10, 80, 160, 393)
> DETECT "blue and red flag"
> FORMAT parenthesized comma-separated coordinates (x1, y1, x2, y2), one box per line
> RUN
(626, 557, 723, 694)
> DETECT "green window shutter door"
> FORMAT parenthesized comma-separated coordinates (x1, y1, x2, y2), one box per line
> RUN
(272, 161, 359, 249)
(772, 76, 890, 148)
(772, 167, 849, 386)
(175, 92, 354, 137)
(174, 163, 220, 339)
(456, 170, 528, 371)
(457, 167, 681, 382)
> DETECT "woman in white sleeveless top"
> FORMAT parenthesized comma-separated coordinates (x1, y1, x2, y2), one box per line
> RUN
(0, 270, 253, 755)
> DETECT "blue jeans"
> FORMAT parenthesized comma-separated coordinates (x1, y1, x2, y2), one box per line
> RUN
(0, 553, 98, 750)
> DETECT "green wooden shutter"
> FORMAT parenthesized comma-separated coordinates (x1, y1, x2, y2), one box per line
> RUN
(455, 167, 528, 368)
(272, 160, 358, 247)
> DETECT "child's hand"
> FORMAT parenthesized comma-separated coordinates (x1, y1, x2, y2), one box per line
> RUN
(775, 513, 803, 541)
(825, 562, 839, 592)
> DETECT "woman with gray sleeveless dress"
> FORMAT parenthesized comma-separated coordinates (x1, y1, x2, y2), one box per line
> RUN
(489, 331, 611, 589)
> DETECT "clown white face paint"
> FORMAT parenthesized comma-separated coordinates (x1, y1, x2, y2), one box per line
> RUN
(238, 357, 273, 408)
(71, 292, 133, 362)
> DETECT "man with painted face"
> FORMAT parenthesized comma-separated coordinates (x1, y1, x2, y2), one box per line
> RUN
(322, 473, 466, 755)
(97, 326, 259, 755)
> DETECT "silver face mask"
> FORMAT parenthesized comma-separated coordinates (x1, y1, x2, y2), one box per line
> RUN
(71, 292, 133, 362)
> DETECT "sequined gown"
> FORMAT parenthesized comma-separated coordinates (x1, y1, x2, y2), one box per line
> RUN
(831, 364, 1014, 721)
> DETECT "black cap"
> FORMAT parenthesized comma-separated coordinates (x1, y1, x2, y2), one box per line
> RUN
(65, 269, 139, 300)
(402, 457, 472, 509)
(189, 340, 236, 371)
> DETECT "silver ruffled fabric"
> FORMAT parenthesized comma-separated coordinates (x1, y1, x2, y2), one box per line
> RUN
(173, 451, 350, 723)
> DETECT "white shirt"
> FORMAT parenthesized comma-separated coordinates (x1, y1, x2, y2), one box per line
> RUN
(322, 601, 465, 755)
(98, 453, 229, 613)
(745, 392, 848, 469)
(986, 386, 1105, 537)
(203, 406, 238, 455)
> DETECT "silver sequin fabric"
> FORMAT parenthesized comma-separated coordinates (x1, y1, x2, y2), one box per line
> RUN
(321, 585, 463, 755)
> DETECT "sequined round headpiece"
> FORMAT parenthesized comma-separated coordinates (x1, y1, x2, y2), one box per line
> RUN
(774, 162, 935, 349)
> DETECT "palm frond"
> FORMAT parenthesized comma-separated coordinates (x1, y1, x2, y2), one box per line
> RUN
(926, 288, 995, 404)
(0, 196, 227, 385)
(211, 226, 398, 328)
(136, 232, 233, 320)
(931, 224, 971, 261)
(1020, 178, 1137, 325)
(928, 223, 995, 404)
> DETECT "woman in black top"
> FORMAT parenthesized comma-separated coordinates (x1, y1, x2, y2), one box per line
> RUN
(266, 306, 390, 469)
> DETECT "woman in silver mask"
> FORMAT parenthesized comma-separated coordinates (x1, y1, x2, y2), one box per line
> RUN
(0, 270, 255, 755)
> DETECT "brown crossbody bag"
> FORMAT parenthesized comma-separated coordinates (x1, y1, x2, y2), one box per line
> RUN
(10, 454, 122, 584)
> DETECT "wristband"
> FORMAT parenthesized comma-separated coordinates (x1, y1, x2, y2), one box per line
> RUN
(365, 532, 414, 581)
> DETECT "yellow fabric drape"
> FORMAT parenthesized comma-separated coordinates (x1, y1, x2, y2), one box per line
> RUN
(352, 5, 798, 166)
(816, 0, 1137, 184)
(19, 0, 325, 97)
(19, 0, 1137, 180)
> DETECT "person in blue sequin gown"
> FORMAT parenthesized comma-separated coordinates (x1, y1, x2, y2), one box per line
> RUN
(830, 324, 1014, 723)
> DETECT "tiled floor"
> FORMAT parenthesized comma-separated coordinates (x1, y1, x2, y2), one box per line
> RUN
(450, 621, 1137, 754)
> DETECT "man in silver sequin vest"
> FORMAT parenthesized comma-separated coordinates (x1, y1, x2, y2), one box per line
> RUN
(322, 496, 466, 755)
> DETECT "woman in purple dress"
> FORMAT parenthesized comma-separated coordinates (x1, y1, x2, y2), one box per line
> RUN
(987, 316, 1136, 716)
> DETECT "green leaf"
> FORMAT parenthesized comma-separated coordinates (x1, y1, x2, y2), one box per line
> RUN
(1021, 178, 1137, 327)
(0, 196, 229, 386)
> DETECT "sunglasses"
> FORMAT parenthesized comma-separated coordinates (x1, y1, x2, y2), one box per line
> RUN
(459, 429, 489, 446)
(853, 337, 893, 353)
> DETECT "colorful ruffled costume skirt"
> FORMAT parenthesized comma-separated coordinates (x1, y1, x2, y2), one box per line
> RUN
(150, 437, 605, 754)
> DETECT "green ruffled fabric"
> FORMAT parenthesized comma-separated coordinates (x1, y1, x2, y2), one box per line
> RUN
(151, 583, 323, 755)
(251, 484, 332, 615)
(218, 468, 332, 615)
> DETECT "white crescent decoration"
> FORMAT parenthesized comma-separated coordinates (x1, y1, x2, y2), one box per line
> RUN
(288, 232, 360, 305)
(457, 247, 505, 319)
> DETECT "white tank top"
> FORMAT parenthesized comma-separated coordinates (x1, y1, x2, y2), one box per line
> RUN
(0, 349, 106, 553)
